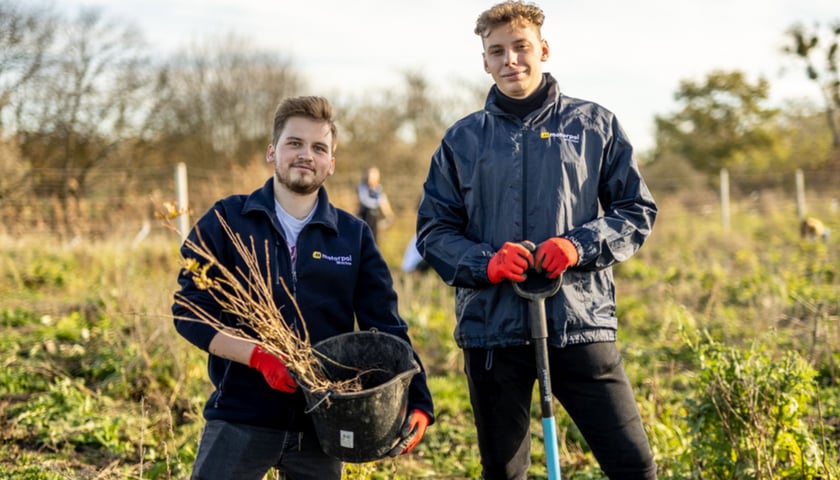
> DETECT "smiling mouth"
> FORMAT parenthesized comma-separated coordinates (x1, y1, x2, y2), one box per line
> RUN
(291, 163, 314, 172)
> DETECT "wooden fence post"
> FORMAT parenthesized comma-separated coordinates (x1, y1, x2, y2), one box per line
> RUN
(720, 168, 730, 233)
(175, 162, 189, 242)
(795, 168, 806, 220)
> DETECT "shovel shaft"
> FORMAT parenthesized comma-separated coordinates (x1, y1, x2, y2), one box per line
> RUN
(513, 272, 563, 479)
(531, 298, 562, 479)
(534, 336, 553, 416)
(531, 300, 561, 478)
(543, 417, 562, 480)
(535, 336, 561, 478)
(528, 299, 548, 339)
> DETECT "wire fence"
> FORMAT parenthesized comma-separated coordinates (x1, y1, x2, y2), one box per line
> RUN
(1, 164, 837, 242)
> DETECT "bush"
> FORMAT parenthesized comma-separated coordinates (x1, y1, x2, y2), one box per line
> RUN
(681, 331, 834, 479)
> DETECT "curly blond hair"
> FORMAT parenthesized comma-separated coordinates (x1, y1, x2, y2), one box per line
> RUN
(474, 0, 545, 38)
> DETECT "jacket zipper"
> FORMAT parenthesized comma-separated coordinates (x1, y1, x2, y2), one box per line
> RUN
(521, 125, 531, 332)
(290, 229, 302, 334)
(275, 234, 303, 337)
(274, 240, 297, 296)
(273, 229, 303, 430)
(521, 124, 528, 242)
(214, 361, 233, 408)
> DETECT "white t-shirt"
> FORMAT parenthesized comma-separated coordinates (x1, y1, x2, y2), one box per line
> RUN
(274, 199, 317, 264)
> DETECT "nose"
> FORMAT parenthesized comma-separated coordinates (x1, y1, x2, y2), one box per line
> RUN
(504, 49, 516, 67)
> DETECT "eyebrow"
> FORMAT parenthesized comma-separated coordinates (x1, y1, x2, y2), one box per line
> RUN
(285, 135, 330, 150)
(486, 38, 531, 51)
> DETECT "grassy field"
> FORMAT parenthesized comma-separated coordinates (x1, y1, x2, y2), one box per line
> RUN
(1, 191, 838, 479)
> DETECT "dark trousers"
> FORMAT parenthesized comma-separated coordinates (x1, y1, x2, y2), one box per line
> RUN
(464, 342, 657, 480)
(190, 420, 342, 480)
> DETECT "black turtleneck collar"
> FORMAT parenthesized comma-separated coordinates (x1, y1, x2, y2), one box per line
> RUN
(493, 74, 551, 120)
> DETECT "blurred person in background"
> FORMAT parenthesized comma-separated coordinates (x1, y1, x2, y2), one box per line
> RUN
(356, 166, 394, 242)
(800, 216, 831, 243)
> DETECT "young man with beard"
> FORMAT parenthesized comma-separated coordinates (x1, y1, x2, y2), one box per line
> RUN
(416, 2, 657, 478)
(174, 96, 433, 480)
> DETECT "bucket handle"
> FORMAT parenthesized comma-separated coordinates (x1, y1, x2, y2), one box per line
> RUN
(304, 390, 333, 414)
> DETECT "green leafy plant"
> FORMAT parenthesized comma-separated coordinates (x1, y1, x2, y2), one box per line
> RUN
(682, 331, 829, 479)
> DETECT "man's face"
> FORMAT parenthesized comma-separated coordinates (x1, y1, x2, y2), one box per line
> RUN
(266, 117, 335, 195)
(482, 22, 549, 99)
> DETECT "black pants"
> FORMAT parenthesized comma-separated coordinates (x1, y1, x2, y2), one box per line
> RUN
(190, 420, 342, 480)
(464, 342, 657, 480)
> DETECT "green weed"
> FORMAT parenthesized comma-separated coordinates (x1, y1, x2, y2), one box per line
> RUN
(1, 197, 838, 478)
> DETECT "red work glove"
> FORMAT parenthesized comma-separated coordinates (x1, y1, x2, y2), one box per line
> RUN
(487, 241, 534, 284)
(534, 237, 578, 279)
(389, 409, 431, 456)
(249, 345, 298, 393)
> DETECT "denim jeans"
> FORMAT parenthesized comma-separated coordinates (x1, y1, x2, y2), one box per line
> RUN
(190, 420, 342, 480)
(465, 342, 657, 480)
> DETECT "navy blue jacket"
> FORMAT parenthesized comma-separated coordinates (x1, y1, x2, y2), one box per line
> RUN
(417, 73, 657, 349)
(173, 178, 434, 430)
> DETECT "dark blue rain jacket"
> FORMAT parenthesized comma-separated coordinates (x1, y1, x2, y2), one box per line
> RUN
(174, 178, 434, 430)
(417, 73, 657, 349)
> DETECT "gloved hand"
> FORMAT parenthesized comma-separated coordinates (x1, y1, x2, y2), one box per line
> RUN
(249, 345, 298, 393)
(534, 237, 578, 279)
(388, 409, 431, 456)
(487, 241, 535, 284)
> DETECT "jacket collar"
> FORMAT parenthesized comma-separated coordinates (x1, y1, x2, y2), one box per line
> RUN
(243, 177, 340, 234)
(486, 72, 562, 116)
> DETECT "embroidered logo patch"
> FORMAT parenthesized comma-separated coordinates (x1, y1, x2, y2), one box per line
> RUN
(312, 251, 353, 266)
(541, 131, 580, 143)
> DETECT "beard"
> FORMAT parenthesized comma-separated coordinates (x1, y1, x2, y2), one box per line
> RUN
(275, 165, 323, 195)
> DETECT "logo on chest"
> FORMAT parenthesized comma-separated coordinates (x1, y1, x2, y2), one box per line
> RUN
(540, 131, 580, 143)
(312, 251, 353, 266)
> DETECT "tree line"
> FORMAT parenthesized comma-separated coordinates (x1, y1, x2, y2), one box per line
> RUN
(0, 1, 481, 211)
(650, 21, 840, 193)
(1, 0, 838, 232)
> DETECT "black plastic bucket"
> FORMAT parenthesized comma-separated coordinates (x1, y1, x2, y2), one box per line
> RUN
(300, 330, 420, 463)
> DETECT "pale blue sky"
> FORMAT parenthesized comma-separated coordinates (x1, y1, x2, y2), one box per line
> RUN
(54, 0, 838, 152)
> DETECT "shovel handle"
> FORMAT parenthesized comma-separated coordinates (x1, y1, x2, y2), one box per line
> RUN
(509, 241, 562, 300)
(512, 272, 562, 301)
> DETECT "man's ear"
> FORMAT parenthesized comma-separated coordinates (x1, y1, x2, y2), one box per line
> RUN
(540, 39, 550, 62)
(265, 143, 275, 163)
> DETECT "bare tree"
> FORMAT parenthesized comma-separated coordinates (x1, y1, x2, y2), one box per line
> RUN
(400, 70, 448, 145)
(0, 0, 57, 199)
(0, 0, 57, 129)
(13, 6, 156, 203)
(783, 21, 840, 150)
(153, 34, 302, 171)
(335, 72, 486, 210)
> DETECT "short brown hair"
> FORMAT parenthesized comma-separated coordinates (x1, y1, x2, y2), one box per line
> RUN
(474, 0, 544, 38)
(271, 96, 338, 152)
